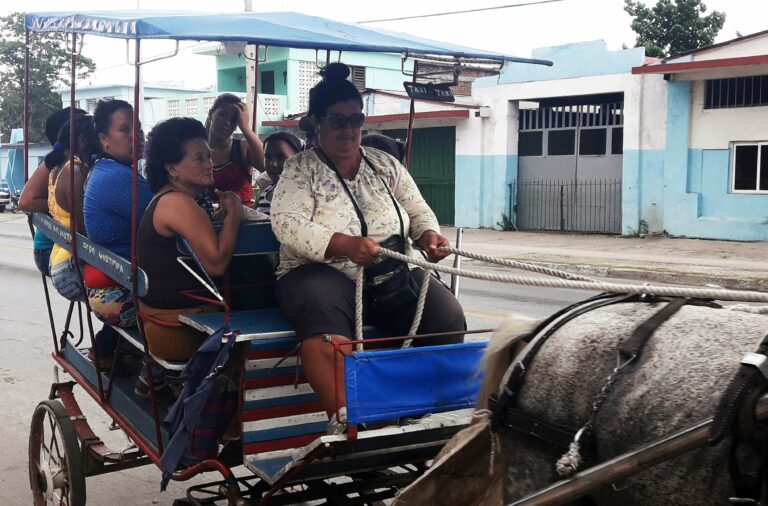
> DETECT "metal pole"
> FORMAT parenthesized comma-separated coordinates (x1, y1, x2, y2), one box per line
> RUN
(509, 392, 768, 505)
(23, 28, 30, 182)
(450, 228, 463, 297)
(251, 45, 259, 132)
(404, 60, 418, 169)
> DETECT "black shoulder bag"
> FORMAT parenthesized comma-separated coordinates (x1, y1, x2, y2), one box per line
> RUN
(316, 148, 420, 311)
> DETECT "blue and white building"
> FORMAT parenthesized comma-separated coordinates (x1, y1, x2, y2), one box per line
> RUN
(465, 34, 768, 241)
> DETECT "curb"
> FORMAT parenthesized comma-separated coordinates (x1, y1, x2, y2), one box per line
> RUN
(462, 258, 768, 293)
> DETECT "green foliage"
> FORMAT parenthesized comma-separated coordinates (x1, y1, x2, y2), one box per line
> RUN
(624, 0, 726, 58)
(0, 12, 95, 143)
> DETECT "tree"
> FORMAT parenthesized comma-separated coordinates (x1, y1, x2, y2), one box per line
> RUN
(0, 12, 95, 143)
(624, 0, 726, 58)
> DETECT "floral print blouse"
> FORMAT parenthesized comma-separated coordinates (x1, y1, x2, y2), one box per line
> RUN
(270, 147, 440, 279)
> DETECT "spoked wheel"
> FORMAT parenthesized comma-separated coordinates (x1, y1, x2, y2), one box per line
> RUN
(29, 399, 86, 506)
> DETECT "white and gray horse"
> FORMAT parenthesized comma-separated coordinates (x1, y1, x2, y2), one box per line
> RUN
(397, 295, 768, 506)
(477, 296, 768, 505)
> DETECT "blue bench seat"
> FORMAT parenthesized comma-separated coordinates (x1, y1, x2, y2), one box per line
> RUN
(112, 326, 188, 372)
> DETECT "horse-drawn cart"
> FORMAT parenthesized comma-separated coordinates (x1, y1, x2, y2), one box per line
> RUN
(23, 10, 550, 505)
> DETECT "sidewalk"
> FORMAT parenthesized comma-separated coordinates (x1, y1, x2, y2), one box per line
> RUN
(444, 227, 768, 292)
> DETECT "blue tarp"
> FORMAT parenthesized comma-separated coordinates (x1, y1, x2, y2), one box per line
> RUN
(24, 10, 551, 66)
(345, 342, 485, 425)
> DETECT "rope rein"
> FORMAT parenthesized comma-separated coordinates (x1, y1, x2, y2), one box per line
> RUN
(377, 247, 768, 303)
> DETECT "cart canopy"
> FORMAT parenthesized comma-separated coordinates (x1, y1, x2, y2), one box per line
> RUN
(25, 10, 551, 65)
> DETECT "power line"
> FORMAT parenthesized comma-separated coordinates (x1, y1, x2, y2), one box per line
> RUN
(358, 0, 566, 24)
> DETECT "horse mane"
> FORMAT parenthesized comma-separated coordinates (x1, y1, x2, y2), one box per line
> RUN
(477, 315, 541, 410)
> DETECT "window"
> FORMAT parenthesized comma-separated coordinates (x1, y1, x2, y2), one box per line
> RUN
(86, 98, 99, 113)
(261, 70, 275, 95)
(519, 131, 543, 157)
(548, 129, 575, 156)
(349, 65, 366, 91)
(579, 128, 607, 155)
(732, 142, 768, 192)
(706, 75, 768, 109)
(203, 96, 215, 112)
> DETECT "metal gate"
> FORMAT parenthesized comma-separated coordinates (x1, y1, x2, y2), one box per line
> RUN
(514, 98, 623, 234)
(384, 127, 456, 226)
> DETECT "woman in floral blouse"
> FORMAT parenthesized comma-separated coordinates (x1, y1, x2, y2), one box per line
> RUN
(270, 63, 465, 430)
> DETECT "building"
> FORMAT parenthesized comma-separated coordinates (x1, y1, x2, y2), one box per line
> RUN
(469, 36, 768, 241)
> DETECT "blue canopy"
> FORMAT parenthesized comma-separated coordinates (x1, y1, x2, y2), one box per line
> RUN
(25, 10, 551, 66)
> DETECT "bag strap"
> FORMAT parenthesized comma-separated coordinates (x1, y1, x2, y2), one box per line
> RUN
(315, 147, 405, 240)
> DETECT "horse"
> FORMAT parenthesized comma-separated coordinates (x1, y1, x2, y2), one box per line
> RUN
(397, 293, 768, 506)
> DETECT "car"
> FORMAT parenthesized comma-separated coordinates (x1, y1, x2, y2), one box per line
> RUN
(0, 180, 10, 213)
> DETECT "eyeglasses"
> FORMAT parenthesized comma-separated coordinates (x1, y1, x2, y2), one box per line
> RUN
(323, 113, 365, 129)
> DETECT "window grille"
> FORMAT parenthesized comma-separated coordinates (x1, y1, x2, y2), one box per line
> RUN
(548, 130, 575, 156)
(298, 61, 322, 113)
(706, 75, 768, 109)
(519, 131, 543, 157)
(167, 99, 180, 117)
(86, 98, 99, 113)
(520, 103, 623, 131)
(579, 128, 607, 155)
(349, 65, 366, 92)
(611, 127, 624, 155)
(185, 98, 199, 117)
(203, 96, 215, 112)
(732, 142, 768, 192)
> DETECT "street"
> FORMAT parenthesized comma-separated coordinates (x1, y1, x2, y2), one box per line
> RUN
(0, 214, 595, 505)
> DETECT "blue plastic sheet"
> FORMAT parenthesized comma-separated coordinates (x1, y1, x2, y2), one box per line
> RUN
(344, 342, 485, 425)
(25, 11, 551, 66)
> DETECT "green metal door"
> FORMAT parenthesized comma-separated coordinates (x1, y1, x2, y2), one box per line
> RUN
(384, 127, 455, 225)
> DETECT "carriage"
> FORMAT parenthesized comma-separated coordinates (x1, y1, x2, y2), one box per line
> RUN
(23, 10, 552, 505)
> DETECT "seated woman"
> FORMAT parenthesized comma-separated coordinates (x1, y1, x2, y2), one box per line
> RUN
(19, 107, 87, 276)
(139, 117, 243, 361)
(84, 99, 153, 328)
(270, 63, 466, 428)
(255, 132, 303, 215)
(46, 115, 100, 301)
(206, 93, 264, 205)
(361, 133, 406, 164)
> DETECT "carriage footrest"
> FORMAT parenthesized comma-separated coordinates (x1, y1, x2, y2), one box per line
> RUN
(244, 409, 473, 484)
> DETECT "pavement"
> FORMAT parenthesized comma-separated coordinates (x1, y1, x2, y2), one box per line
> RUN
(1, 212, 765, 291)
(444, 227, 768, 292)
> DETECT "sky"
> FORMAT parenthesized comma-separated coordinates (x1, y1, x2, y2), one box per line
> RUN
(8, 0, 767, 89)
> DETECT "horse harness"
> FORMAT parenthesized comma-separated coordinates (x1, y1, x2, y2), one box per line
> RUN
(710, 331, 768, 504)
(488, 293, 716, 474)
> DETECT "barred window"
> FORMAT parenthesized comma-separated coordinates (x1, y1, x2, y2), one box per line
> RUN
(579, 128, 606, 155)
(732, 142, 768, 192)
(706, 75, 768, 109)
(548, 129, 575, 156)
(349, 65, 366, 92)
(519, 131, 543, 157)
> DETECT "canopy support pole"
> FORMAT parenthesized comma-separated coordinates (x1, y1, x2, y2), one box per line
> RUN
(23, 28, 30, 182)
(251, 44, 259, 132)
(404, 60, 418, 169)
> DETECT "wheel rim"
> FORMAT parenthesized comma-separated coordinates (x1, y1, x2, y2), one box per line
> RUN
(29, 401, 84, 506)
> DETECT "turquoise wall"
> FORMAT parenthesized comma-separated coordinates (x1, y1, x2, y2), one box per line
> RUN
(455, 155, 518, 228)
(217, 67, 246, 92)
(257, 60, 288, 95)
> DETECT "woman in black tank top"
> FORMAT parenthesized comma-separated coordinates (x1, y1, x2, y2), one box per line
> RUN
(138, 117, 244, 361)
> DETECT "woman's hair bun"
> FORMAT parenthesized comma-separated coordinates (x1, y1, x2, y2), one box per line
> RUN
(319, 62, 350, 82)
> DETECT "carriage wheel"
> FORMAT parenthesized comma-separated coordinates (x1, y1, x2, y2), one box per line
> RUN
(28, 399, 86, 506)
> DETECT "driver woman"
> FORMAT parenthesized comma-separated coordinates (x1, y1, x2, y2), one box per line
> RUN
(270, 63, 465, 427)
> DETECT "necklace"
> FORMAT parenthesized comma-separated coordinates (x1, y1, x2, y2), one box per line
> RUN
(212, 161, 231, 172)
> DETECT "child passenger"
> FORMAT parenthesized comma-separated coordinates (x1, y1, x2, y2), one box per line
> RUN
(255, 132, 303, 215)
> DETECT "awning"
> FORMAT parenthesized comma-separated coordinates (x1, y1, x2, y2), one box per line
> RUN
(632, 54, 768, 75)
(25, 10, 552, 66)
(263, 109, 470, 128)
